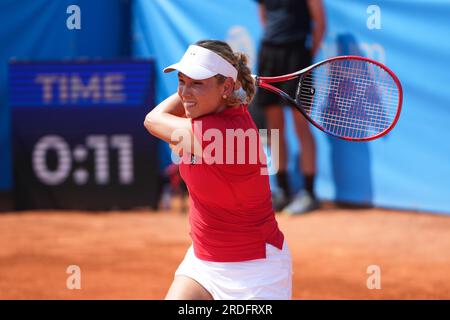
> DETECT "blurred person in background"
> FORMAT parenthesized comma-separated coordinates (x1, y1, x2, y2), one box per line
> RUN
(254, 0, 326, 214)
(161, 163, 188, 213)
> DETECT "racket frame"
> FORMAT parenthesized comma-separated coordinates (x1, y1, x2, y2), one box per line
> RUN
(253, 55, 403, 142)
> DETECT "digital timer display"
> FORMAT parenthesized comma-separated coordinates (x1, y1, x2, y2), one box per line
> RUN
(10, 60, 159, 210)
(32, 134, 134, 186)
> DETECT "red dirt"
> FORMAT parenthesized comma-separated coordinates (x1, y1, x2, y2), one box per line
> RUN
(0, 207, 449, 299)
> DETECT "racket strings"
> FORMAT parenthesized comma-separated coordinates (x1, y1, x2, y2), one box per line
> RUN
(296, 59, 400, 139)
(301, 74, 399, 110)
(297, 88, 395, 133)
(300, 65, 399, 115)
(298, 81, 397, 121)
(296, 90, 395, 126)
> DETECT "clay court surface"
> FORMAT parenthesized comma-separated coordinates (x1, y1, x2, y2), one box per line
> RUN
(1, 206, 449, 300)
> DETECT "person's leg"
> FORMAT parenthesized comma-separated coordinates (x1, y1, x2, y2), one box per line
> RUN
(292, 110, 316, 197)
(256, 42, 291, 209)
(265, 106, 290, 210)
(270, 41, 318, 214)
(265, 105, 287, 173)
(281, 109, 319, 214)
(165, 275, 213, 300)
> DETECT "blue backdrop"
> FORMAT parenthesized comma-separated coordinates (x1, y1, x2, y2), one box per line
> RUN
(132, 0, 450, 214)
(1, 1, 449, 213)
(0, 0, 130, 191)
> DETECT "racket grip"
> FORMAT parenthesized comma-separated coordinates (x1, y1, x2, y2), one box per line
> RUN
(251, 74, 258, 86)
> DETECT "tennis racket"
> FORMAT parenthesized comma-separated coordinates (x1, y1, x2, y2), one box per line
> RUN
(254, 55, 403, 141)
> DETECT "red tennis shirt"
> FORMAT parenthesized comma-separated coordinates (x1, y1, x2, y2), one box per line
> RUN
(179, 104, 284, 262)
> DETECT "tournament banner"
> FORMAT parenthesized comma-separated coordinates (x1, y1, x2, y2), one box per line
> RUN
(9, 60, 159, 210)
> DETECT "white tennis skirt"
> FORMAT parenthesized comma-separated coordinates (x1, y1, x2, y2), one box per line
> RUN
(174, 240, 292, 300)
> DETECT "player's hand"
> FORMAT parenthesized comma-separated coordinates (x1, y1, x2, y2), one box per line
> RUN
(169, 142, 183, 157)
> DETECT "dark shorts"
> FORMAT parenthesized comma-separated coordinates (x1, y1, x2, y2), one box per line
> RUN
(254, 41, 312, 108)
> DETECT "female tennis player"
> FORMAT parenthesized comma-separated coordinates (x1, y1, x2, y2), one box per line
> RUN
(144, 40, 292, 300)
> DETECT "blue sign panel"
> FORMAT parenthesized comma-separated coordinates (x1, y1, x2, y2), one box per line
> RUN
(9, 60, 154, 107)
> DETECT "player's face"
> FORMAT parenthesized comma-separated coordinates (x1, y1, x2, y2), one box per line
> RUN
(177, 72, 227, 119)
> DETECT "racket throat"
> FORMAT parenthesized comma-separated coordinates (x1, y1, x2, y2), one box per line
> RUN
(295, 75, 315, 105)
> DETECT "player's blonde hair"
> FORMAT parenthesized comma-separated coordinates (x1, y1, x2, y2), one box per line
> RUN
(195, 40, 255, 105)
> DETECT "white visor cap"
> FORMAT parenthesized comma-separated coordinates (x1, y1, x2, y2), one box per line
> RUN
(163, 45, 238, 81)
